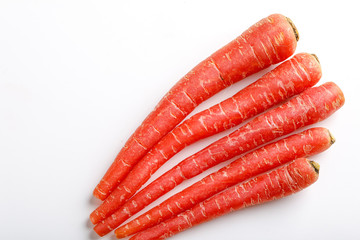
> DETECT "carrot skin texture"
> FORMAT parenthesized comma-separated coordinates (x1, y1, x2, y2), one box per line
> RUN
(93, 14, 298, 200)
(91, 82, 343, 228)
(90, 52, 321, 225)
(94, 127, 331, 237)
(130, 158, 319, 240)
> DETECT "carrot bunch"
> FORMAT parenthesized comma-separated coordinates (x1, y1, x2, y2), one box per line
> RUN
(90, 13, 345, 240)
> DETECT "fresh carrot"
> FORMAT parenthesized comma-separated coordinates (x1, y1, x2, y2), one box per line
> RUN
(94, 127, 333, 237)
(129, 158, 320, 240)
(91, 82, 344, 227)
(93, 13, 299, 200)
(90, 52, 322, 225)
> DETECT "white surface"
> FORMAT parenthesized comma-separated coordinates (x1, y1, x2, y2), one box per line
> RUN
(0, 1, 359, 240)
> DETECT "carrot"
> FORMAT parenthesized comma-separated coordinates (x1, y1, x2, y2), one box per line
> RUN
(91, 82, 344, 227)
(129, 158, 320, 240)
(90, 52, 322, 225)
(94, 127, 333, 237)
(93, 13, 299, 200)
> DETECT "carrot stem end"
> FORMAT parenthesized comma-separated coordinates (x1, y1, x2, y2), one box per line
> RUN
(309, 161, 320, 174)
(286, 17, 299, 41)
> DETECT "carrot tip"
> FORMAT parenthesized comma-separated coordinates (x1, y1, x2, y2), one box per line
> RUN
(286, 17, 299, 41)
(309, 161, 320, 174)
(115, 231, 126, 239)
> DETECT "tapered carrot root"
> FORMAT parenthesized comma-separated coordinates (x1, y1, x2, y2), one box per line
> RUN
(106, 127, 332, 238)
(130, 158, 319, 240)
(93, 14, 299, 200)
(91, 82, 343, 228)
(90, 53, 321, 225)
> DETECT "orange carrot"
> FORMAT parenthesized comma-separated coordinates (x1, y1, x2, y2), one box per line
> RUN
(103, 127, 333, 238)
(91, 82, 344, 227)
(130, 158, 320, 240)
(90, 52, 321, 225)
(93, 14, 298, 200)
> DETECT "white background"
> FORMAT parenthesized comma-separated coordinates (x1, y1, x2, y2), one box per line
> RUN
(1, 1, 359, 240)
